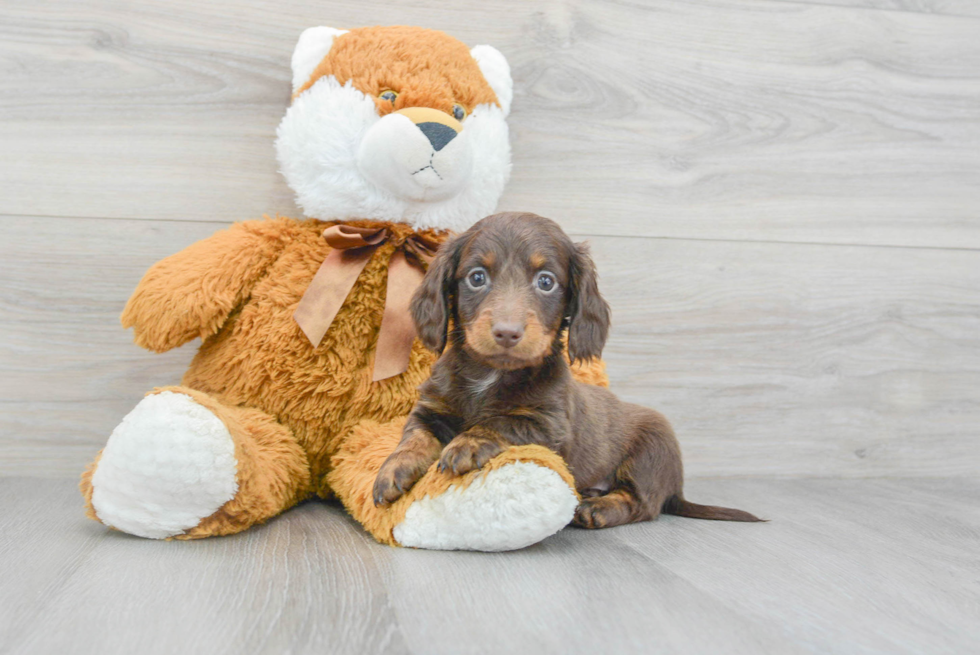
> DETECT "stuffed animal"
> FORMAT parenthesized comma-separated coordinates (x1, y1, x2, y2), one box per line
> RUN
(80, 25, 608, 551)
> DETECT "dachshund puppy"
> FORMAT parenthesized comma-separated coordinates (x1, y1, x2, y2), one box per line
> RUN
(373, 212, 762, 528)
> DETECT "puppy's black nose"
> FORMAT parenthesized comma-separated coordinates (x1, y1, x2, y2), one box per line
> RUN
(417, 122, 457, 151)
(492, 324, 524, 348)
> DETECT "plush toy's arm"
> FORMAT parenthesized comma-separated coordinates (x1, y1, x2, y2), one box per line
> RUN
(121, 218, 295, 353)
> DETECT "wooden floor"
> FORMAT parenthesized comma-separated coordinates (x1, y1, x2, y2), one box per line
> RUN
(1, 476, 978, 655)
(2, 0, 979, 653)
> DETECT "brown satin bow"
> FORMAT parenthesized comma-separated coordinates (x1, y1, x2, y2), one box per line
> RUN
(293, 224, 440, 381)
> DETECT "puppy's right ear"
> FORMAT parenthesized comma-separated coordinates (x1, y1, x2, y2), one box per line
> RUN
(411, 234, 466, 353)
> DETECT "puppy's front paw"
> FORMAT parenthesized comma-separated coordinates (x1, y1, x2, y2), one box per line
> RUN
(373, 455, 427, 507)
(437, 435, 504, 476)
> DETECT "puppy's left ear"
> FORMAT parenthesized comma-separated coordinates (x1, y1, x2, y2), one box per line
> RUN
(567, 242, 610, 363)
(410, 234, 467, 353)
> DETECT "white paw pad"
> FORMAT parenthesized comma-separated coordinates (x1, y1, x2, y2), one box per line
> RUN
(90, 391, 239, 539)
(393, 461, 578, 551)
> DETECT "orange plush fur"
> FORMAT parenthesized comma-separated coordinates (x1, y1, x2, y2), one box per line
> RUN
(81, 26, 608, 544)
(79, 215, 607, 542)
(295, 26, 500, 116)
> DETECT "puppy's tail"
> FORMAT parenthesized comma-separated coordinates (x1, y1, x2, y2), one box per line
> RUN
(663, 495, 766, 523)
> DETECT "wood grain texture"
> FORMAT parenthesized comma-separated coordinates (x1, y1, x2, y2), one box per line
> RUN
(2, 215, 977, 478)
(775, 0, 980, 18)
(1, 0, 978, 247)
(2, 477, 978, 654)
(2, 3, 977, 652)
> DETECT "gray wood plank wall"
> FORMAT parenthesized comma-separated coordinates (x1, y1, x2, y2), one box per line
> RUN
(1, 0, 977, 478)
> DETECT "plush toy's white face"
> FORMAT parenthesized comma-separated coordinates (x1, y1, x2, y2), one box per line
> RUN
(276, 26, 513, 233)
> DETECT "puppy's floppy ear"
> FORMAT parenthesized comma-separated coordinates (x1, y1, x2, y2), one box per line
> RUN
(566, 242, 611, 363)
(411, 234, 467, 353)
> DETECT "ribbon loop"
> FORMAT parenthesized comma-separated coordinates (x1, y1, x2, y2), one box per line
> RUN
(293, 224, 440, 381)
(322, 224, 388, 249)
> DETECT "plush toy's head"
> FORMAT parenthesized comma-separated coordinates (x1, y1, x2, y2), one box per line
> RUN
(276, 26, 513, 233)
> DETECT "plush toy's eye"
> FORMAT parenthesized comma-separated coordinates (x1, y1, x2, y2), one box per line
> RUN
(379, 90, 398, 104)
(535, 272, 557, 293)
(452, 104, 466, 121)
(466, 268, 488, 290)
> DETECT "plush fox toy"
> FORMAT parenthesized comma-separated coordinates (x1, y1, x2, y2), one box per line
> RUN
(80, 26, 607, 551)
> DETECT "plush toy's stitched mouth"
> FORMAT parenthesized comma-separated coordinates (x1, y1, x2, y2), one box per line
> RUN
(411, 153, 443, 181)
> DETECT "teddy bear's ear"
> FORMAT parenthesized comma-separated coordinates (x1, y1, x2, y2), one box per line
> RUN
(471, 45, 513, 117)
(291, 26, 349, 93)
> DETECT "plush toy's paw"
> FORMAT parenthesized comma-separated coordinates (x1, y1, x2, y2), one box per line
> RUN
(393, 452, 579, 552)
(89, 391, 239, 539)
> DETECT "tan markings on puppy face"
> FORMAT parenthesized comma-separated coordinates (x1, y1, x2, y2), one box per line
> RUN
(480, 251, 495, 269)
(452, 213, 575, 369)
(295, 26, 500, 116)
(463, 308, 557, 370)
(463, 309, 500, 356)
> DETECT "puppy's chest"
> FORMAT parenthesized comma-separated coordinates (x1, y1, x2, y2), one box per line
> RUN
(460, 370, 504, 399)
(447, 373, 505, 424)
(449, 371, 562, 431)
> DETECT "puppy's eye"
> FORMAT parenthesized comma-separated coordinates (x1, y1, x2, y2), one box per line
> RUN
(379, 90, 398, 103)
(452, 104, 466, 121)
(466, 268, 488, 290)
(535, 272, 557, 293)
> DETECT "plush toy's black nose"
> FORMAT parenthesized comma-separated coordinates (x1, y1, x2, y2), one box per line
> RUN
(492, 323, 524, 349)
(417, 122, 457, 151)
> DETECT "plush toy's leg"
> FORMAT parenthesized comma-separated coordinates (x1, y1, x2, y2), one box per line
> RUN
(328, 417, 580, 551)
(80, 386, 311, 540)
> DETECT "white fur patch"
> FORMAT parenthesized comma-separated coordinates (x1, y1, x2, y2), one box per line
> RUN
(393, 461, 578, 551)
(276, 77, 510, 233)
(291, 26, 348, 93)
(357, 112, 473, 202)
(90, 391, 239, 539)
(471, 45, 513, 117)
(466, 370, 501, 396)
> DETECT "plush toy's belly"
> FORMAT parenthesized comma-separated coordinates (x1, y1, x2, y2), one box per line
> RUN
(181, 221, 436, 484)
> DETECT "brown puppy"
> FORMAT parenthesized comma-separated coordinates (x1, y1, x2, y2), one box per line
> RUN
(373, 212, 762, 528)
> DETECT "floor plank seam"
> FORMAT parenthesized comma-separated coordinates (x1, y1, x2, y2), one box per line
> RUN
(5, 213, 978, 254)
